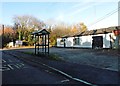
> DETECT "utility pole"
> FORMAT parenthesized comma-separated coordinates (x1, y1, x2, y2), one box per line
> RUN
(2, 24, 4, 49)
(2, 25, 4, 35)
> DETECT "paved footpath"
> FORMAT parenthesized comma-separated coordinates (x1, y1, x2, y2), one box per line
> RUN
(3, 49, 119, 85)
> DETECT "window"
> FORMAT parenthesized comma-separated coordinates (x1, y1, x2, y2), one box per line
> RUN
(73, 37, 80, 45)
(60, 39, 64, 45)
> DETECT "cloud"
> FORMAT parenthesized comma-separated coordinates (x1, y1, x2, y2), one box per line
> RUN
(68, 2, 101, 17)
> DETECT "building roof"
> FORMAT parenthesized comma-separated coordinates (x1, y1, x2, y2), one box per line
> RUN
(62, 33, 77, 38)
(31, 29, 50, 36)
(62, 26, 120, 38)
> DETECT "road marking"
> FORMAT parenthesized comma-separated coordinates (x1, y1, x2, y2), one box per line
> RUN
(14, 64, 22, 69)
(41, 63, 96, 86)
(2, 59, 6, 63)
(14, 63, 28, 69)
(0, 66, 11, 71)
(7, 64, 14, 70)
(2, 63, 28, 71)
(45, 70, 52, 73)
(61, 79, 70, 83)
(8, 59, 14, 62)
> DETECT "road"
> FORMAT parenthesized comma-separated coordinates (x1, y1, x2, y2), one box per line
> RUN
(17, 47, 119, 71)
(2, 48, 119, 85)
(2, 50, 84, 85)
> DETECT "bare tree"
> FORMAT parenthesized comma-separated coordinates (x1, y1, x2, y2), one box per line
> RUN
(13, 15, 45, 40)
(13, 15, 45, 30)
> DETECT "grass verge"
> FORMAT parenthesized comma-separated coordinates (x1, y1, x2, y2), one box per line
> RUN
(23, 51, 62, 61)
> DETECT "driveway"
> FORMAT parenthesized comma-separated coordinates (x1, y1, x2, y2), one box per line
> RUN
(50, 48, 119, 71)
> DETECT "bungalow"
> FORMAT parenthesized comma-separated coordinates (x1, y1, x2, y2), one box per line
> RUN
(57, 26, 120, 49)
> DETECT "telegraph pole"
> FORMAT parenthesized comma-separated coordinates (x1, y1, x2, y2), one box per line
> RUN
(2, 25, 4, 35)
(2, 24, 4, 49)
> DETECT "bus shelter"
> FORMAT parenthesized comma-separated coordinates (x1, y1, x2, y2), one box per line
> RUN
(32, 29, 50, 55)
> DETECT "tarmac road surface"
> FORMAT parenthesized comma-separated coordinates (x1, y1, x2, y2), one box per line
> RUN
(2, 50, 86, 85)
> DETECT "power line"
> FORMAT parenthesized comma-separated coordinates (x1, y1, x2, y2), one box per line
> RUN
(88, 7, 120, 27)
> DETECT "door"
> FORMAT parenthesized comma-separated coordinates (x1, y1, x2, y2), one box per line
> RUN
(92, 36, 103, 49)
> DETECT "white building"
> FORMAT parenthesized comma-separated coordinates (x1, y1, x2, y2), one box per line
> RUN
(57, 26, 120, 49)
(7, 42, 14, 48)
